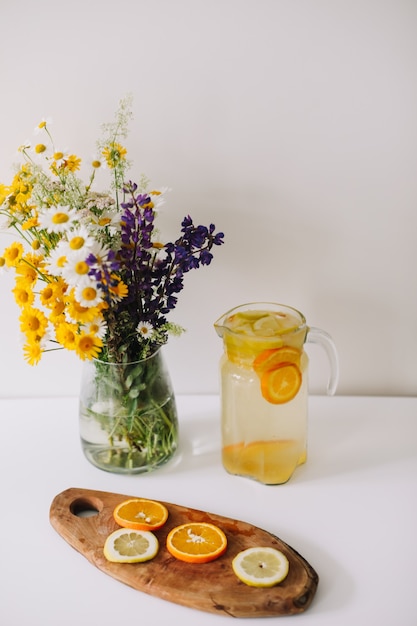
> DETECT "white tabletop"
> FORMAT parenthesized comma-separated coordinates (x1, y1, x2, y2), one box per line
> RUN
(1, 394, 416, 626)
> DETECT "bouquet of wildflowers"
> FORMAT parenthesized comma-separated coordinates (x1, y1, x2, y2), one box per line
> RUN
(0, 96, 224, 472)
(0, 96, 224, 366)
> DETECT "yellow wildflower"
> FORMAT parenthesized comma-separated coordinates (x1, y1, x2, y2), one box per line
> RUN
(19, 306, 48, 338)
(48, 299, 66, 321)
(23, 340, 43, 366)
(3, 242, 24, 267)
(66, 290, 99, 324)
(63, 154, 81, 172)
(40, 284, 55, 307)
(55, 321, 78, 350)
(24, 252, 46, 273)
(108, 277, 128, 302)
(102, 142, 127, 168)
(22, 216, 40, 230)
(15, 261, 38, 287)
(12, 281, 35, 308)
(0, 183, 9, 205)
(75, 332, 103, 360)
(49, 277, 67, 300)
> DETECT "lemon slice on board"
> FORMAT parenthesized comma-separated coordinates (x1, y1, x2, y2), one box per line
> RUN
(232, 547, 289, 587)
(103, 528, 159, 563)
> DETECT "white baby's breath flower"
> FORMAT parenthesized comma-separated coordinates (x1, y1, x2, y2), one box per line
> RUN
(38, 205, 77, 234)
(84, 192, 115, 210)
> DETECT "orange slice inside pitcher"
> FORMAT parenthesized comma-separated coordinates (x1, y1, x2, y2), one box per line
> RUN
(253, 346, 301, 375)
(260, 363, 302, 404)
(254, 346, 302, 404)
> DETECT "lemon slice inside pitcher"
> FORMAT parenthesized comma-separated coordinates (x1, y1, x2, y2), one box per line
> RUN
(221, 310, 305, 363)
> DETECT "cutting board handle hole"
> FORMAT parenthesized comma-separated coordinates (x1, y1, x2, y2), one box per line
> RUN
(70, 497, 103, 518)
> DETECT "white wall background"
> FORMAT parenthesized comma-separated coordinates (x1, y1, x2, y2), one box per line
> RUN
(0, 0, 416, 398)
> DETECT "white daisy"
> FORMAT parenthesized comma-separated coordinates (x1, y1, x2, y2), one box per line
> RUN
(81, 316, 107, 340)
(45, 242, 68, 276)
(74, 279, 104, 308)
(62, 225, 95, 256)
(84, 240, 115, 268)
(136, 321, 154, 339)
(90, 154, 103, 169)
(18, 141, 31, 154)
(38, 205, 77, 234)
(32, 142, 50, 161)
(34, 117, 52, 134)
(89, 208, 120, 232)
(150, 187, 170, 212)
(61, 249, 92, 286)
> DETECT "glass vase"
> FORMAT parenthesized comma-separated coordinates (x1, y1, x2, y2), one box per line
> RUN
(79, 349, 178, 474)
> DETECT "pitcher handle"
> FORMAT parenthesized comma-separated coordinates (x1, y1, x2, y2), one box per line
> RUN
(305, 327, 339, 396)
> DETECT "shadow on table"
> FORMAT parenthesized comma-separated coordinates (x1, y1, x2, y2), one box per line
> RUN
(298, 403, 417, 483)
(154, 398, 417, 482)
(278, 530, 356, 616)
(174, 418, 222, 473)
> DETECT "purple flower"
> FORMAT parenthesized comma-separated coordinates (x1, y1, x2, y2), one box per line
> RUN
(101, 180, 225, 360)
(200, 250, 213, 265)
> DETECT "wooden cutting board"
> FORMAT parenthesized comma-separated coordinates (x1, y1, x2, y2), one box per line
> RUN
(50, 487, 318, 618)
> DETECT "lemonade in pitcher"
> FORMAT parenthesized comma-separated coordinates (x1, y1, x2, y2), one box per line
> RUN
(214, 303, 338, 484)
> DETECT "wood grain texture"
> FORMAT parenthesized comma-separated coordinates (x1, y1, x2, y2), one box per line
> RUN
(50, 487, 318, 618)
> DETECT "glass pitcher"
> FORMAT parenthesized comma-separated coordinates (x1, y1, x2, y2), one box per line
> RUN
(214, 302, 339, 484)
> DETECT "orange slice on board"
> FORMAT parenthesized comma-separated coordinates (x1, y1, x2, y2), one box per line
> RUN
(113, 498, 169, 531)
(166, 522, 227, 564)
(253, 346, 301, 375)
(260, 363, 302, 404)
